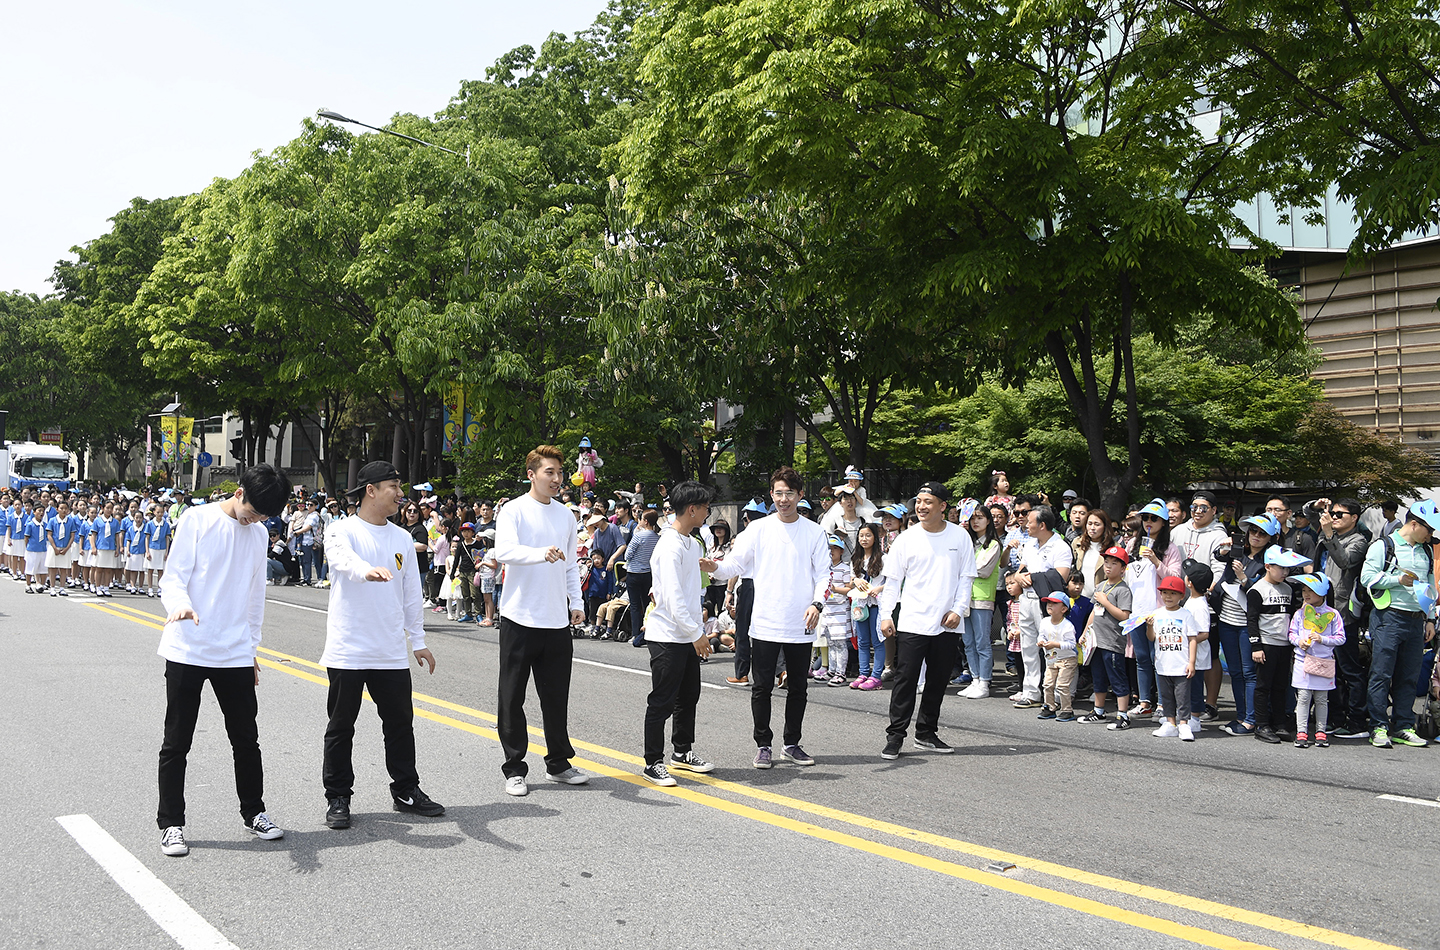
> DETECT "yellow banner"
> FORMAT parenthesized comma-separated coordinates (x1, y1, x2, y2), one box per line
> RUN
(159, 417, 194, 462)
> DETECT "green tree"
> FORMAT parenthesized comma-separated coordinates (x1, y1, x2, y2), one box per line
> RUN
(621, 0, 1301, 514)
(1158, 0, 1440, 254)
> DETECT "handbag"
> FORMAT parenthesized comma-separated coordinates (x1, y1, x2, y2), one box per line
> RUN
(851, 602, 869, 623)
(1301, 653, 1336, 678)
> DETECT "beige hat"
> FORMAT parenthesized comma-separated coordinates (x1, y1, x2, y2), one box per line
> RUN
(586, 514, 606, 527)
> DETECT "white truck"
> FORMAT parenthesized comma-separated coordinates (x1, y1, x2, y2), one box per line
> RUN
(1, 442, 74, 492)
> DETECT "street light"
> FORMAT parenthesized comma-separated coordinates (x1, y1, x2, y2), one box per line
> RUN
(316, 108, 463, 157)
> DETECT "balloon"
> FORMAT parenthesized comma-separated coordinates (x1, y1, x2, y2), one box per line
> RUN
(570, 472, 585, 486)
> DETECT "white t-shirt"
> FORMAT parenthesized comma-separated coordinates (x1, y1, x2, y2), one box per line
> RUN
(648, 527, 703, 644)
(1185, 594, 1212, 671)
(494, 493, 584, 629)
(1150, 606, 1195, 677)
(1020, 531, 1074, 598)
(321, 516, 426, 669)
(1041, 617, 1077, 660)
(878, 522, 977, 635)
(157, 503, 268, 669)
(710, 514, 829, 643)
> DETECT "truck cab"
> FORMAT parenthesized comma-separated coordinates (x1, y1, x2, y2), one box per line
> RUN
(3, 442, 73, 492)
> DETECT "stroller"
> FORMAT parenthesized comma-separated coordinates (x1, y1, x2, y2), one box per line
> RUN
(1417, 645, 1440, 740)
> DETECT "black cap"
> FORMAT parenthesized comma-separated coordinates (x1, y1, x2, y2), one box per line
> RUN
(347, 461, 402, 497)
(1181, 557, 1213, 591)
(916, 481, 952, 503)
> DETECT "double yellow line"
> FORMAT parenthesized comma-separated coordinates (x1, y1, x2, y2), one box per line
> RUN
(86, 599, 1407, 950)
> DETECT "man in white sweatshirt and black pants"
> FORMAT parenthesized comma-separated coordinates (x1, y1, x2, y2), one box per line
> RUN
(156, 464, 291, 858)
(321, 462, 443, 830)
(707, 466, 830, 769)
(879, 482, 977, 759)
(494, 445, 590, 797)
(642, 481, 719, 786)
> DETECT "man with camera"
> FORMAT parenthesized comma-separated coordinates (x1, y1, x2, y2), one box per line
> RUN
(1315, 498, 1373, 739)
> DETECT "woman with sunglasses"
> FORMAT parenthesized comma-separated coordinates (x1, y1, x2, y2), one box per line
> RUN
(1214, 513, 1281, 737)
(1123, 500, 1182, 718)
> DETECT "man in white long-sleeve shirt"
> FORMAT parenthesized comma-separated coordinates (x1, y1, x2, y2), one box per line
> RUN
(878, 482, 977, 759)
(706, 466, 830, 769)
(156, 464, 291, 858)
(320, 461, 442, 831)
(493, 445, 589, 797)
(640, 482, 718, 786)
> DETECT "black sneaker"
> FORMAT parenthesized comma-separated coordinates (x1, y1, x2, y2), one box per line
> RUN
(881, 738, 903, 760)
(1255, 726, 1282, 744)
(1333, 726, 1369, 740)
(1077, 711, 1108, 723)
(393, 787, 445, 817)
(1106, 715, 1132, 731)
(325, 796, 351, 829)
(1054, 709, 1077, 722)
(1036, 706, 1057, 720)
(669, 751, 715, 773)
(642, 762, 677, 787)
(913, 735, 953, 753)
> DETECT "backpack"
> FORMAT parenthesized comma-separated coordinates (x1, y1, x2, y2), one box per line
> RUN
(1351, 535, 1434, 627)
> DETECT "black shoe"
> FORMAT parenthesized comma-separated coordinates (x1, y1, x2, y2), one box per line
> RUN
(325, 796, 351, 829)
(1255, 726, 1282, 744)
(913, 735, 954, 754)
(881, 738, 903, 760)
(393, 787, 445, 817)
(1036, 705, 1057, 720)
(1333, 725, 1369, 740)
(1200, 704, 1220, 722)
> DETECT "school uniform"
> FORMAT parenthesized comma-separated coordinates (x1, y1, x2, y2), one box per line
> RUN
(23, 516, 49, 578)
(125, 519, 147, 573)
(45, 514, 78, 571)
(146, 519, 172, 571)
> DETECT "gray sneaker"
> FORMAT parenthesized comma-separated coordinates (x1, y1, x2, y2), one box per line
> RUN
(504, 775, 529, 797)
(544, 767, 590, 785)
(753, 746, 773, 769)
(781, 744, 815, 766)
(160, 825, 188, 857)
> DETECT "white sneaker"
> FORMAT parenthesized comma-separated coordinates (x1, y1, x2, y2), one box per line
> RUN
(160, 825, 188, 857)
(1188, 716, 1203, 733)
(504, 775, 529, 797)
(1153, 723, 1180, 738)
(1179, 723, 1195, 742)
(960, 680, 990, 699)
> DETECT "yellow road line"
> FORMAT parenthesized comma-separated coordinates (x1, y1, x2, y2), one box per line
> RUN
(82, 601, 1407, 950)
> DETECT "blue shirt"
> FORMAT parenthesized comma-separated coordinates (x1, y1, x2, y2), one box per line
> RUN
(625, 528, 660, 574)
(47, 514, 77, 549)
(24, 518, 49, 552)
(145, 519, 172, 550)
(94, 516, 120, 551)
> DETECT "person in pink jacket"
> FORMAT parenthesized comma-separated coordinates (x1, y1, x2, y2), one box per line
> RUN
(1288, 573, 1346, 748)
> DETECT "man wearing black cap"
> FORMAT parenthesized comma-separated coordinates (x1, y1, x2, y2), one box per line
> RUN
(877, 482, 977, 758)
(319, 461, 443, 830)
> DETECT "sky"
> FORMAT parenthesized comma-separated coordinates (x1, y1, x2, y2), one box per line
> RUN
(0, 0, 611, 296)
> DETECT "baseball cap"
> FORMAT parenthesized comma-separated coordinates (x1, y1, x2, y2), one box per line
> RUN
(1041, 592, 1072, 608)
(827, 536, 845, 549)
(1241, 514, 1283, 536)
(1102, 545, 1130, 564)
(460, 522, 475, 532)
(916, 482, 951, 503)
(346, 461, 402, 497)
(1157, 576, 1186, 593)
(1264, 547, 1312, 568)
(1293, 573, 1332, 597)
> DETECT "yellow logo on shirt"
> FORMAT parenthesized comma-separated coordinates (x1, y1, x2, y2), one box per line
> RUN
(395, 552, 404, 572)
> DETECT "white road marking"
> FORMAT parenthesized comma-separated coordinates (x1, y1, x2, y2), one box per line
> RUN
(55, 814, 240, 950)
(573, 656, 727, 689)
(265, 598, 328, 614)
(1377, 793, 1440, 809)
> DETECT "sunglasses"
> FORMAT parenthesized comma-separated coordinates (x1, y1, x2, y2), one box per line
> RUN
(1190, 504, 1211, 512)
(1140, 514, 1162, 522)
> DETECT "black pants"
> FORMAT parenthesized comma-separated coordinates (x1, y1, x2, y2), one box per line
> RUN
(322, 667, 419, 798)
(1252, 642, 1293, 731)
(645, 642, 701, 764)
(704, 585, 726, 618)
(1331, 611, 1369, 731)
(157, 660, 265, 829)
(733, 579, 754, 678)
(749, 638, 810, 747)
(628, 572, 653, 643)
(497, 618, 576, 778)
(585, 595, 605, 626)
(888, 631, 962, 741)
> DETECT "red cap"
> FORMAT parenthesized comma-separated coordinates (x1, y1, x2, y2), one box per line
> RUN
(1157, 576, 1186, 594)
(1102, 545, 1130, 565)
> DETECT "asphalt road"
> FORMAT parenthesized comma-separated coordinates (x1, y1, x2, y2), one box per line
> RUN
(2, 575, 1437, 950)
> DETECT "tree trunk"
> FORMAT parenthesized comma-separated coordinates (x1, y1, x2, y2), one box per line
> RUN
(657, 436, 687, 484)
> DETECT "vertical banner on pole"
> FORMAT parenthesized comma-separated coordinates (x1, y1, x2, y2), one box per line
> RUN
(442, 384, 464, 453)
(146, 425, 153, 478)
(463, 388, 481, 447)
(159, 417, 178, 462)
(177, 418, 195, 461)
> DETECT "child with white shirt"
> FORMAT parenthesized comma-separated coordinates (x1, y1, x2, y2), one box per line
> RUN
(1148, 576, 1198, 740)
(1036, 592, 1078, 721)
(818, 536, 853, 686)
(640, 481, 717, 786)
(1182, 560, 1214, 735)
